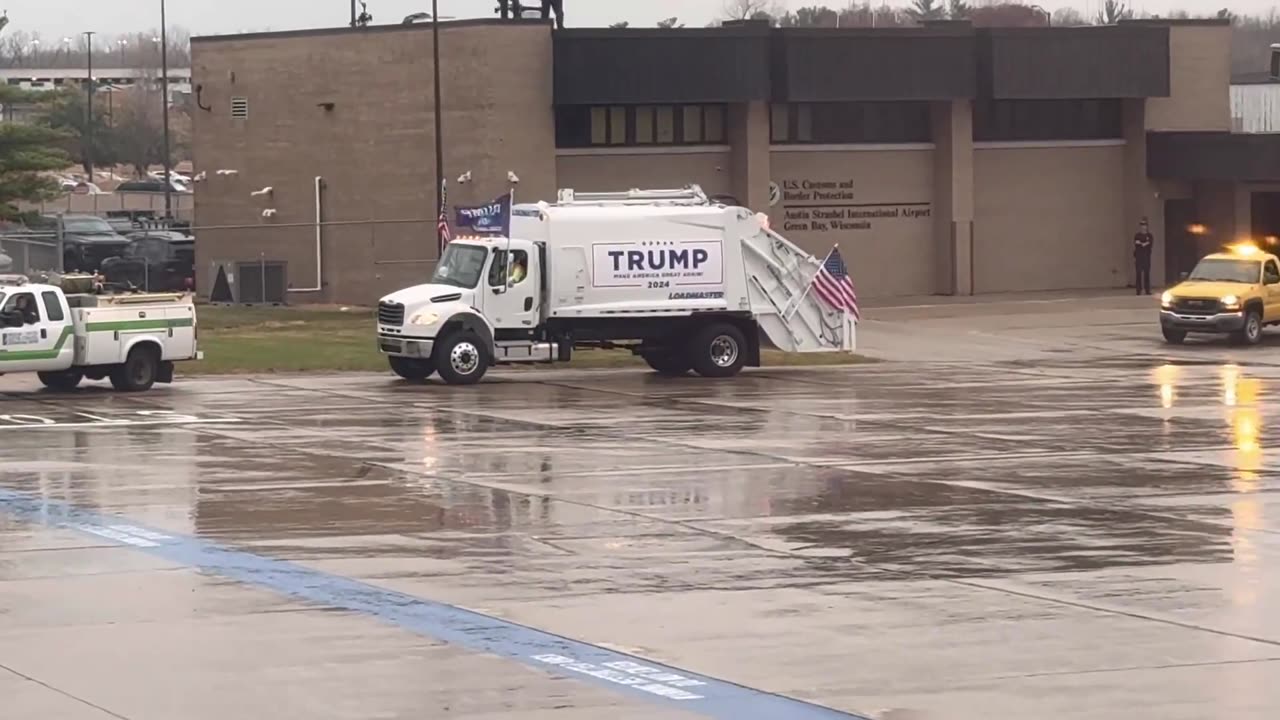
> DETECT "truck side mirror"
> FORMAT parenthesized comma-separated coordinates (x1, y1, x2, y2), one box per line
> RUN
(491, 285, 506, 295)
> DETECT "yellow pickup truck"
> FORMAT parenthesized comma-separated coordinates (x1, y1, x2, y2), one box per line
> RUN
(1160, 243, 1280, 345)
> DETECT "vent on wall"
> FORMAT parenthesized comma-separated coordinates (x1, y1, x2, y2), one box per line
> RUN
(230, 96, 249, 119)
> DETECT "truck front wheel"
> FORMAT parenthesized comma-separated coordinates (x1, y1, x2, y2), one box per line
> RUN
(690, 322, 747, 378)
(435, 332, 488, 385)
(389, 356, 435, 382)
(1232, 309, 1264, 346)
(110, 345, 160, 392)
(38, 370, 83, 391)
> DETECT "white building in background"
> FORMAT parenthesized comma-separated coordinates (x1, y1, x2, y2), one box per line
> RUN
(1232, 74, 1280, 133)
(0, 67, 192, 104)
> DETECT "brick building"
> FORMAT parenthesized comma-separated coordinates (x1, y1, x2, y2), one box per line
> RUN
(191, 17, 1258, 305)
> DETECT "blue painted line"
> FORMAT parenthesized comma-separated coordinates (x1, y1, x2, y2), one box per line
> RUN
(0, 487, 867, 720)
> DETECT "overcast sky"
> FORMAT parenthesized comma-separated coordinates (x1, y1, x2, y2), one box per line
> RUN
(5, 0, 1272, 40)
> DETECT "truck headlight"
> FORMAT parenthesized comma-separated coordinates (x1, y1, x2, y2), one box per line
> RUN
(408, 311, 439, 326)
(1160, 291, 1174, 307)
(1221, 294, 1241, 310)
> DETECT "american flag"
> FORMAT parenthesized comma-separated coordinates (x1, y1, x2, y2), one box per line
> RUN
(437, 179, 451, 257)
(812, 246, 861, 320)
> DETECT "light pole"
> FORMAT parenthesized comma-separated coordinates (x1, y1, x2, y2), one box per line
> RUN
(83, 31, 95, 181)
(117, 38, 128, 67)
(161, 0, 173, 220)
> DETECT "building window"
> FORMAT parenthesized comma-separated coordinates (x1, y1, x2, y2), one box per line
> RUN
(973, 99, 1122, 142)
(770, 102, 931, 144)
(555, 104, 729, 148)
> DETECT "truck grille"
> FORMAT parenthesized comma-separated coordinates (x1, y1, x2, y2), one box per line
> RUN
(1174, 298, 1221, 316)
(378, 301, 405, 326)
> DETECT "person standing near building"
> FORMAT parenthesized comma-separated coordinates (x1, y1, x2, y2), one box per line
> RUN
(1133, 218, 1154, 295)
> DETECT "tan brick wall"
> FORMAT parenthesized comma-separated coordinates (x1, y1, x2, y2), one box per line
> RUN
(191, 22, 555, 305)
(770, 148, 935, 297)
(974, 144, 1127, 293)
(1145, 25, 1232, 132)
(555, 150, 733, 197)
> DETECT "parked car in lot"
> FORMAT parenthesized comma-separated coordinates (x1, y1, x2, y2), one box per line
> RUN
(31, 215, 130, 273)
(100, 230, 195, 292)
(117, 177, 191, 194)
(0, 249, 11, 272)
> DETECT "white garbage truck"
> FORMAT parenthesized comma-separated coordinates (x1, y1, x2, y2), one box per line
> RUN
(375, 186, 856, 385)
(0, 274, 201, 391)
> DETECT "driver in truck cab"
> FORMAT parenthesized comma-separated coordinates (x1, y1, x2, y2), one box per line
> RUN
(1160, 242, 1280, 346)
(509, 255, 527, 284)
(4, 292, 37, 325)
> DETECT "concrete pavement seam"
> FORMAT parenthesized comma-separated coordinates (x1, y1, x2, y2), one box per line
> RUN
(0, 662, 133, 720)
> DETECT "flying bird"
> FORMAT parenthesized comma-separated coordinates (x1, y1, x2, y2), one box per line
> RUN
(457, 171, 472, 184)
(262, 208, 277, 218)
(250, 186, 273, 197)
(192, 171, 207, 182)
(507, 170, 520, 184)
(215, 169, 239, 176)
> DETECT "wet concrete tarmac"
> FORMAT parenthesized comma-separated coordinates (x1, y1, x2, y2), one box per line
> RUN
(5, 317, 1280, 718)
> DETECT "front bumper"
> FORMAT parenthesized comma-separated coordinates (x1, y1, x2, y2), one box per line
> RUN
(1160, 309, 1245, 333)
(377, 334, 434, 358)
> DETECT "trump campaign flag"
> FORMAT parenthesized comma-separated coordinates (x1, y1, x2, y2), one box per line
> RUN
(454, 192, 513, 235)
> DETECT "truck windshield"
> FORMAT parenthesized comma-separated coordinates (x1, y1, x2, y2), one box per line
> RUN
(432, 244, 488, 288)
(62, 217, 115, 234)
(1188, 258, 1260, 283)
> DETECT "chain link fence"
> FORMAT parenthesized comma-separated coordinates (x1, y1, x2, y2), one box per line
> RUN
(191, 218, 441, 305)
(0, 232, 60, 277)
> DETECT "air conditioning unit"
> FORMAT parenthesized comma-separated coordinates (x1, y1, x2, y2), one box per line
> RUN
(208, 259, 287, 304)
(207, 260, 239, 303)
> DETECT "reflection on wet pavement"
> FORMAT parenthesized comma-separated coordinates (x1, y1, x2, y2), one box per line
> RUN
(4, 360, 1280, 719)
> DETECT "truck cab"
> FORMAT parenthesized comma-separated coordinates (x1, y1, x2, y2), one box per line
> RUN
(377, 236, 547, 384)
(1159, 243, 1280, 345)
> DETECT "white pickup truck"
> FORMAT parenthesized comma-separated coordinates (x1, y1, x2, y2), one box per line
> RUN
(376, 186, 855, 385)
(0, 274, 201, 391)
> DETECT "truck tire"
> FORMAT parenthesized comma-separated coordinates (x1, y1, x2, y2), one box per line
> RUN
(435, 331, 488, 385)
(110, 345, 160, 392)
(1232, 309, 1264, 346)
(37, 370, 83, 391)
(689, 322, 747, 378)
(389, 356, 435, 382)
(1161, 328, 1186, 344)
(641, 351, 691, 376)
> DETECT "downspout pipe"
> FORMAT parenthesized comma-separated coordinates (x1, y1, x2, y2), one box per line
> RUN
(289, 176, 324, 293)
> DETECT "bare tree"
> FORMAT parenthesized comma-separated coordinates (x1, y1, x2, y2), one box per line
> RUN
(949, 0, 972, 20)
(1052, 7, 1087, 25)
(657, 17, 685, 28)
(908, 0, 946, 22)
(722, 0, 782, 21)
(1096, 0, 1132, 24)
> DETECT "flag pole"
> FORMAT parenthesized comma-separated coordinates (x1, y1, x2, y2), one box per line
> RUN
(784, 245, 834, 321)
(502, 187, 515, 287)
